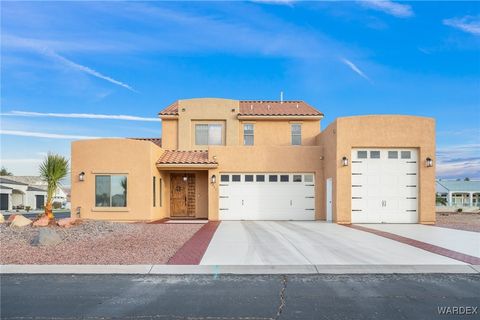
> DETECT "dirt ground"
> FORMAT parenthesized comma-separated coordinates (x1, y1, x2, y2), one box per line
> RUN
(0, 220, 203, 264)
(435, 212, 480, 232)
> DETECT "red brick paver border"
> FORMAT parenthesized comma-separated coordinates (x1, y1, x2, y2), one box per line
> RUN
(167, 221, 221, 265)
(346, 224, 480, 265)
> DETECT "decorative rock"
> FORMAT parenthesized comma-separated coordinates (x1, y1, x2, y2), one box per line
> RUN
(10, 215, 32, 228)
(57, 217, 77, 228)
(32, 215, 50, 227)
(0, 213, 4, 223)
(6, 214, 17, 224)
(30, 228, 62, 246)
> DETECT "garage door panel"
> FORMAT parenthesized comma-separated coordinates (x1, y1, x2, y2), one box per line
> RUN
(219, 173, 315, 221)
(351, 175, 364, 185)
(351, 148, 418, 224)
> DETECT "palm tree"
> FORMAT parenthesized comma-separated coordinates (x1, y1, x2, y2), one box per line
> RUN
(39, 154, 69, 220)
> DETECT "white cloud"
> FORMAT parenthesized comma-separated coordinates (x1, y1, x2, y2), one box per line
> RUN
(443, 16, 480, 36)
(340, 58, 371, 82)
(3, 35, 137, 92)
(360, 0, 414, 18)
(0, 129, 113, 140)
(436, 144, 480, 179)
(2, 110, 160, 122)
(44, 50, 138, 92)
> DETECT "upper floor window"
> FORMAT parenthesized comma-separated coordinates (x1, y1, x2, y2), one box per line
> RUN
(195, 124, 223, 145)
(291, 124, 302, 145)
(95, 175, 127, 207)
(244, 124, 254, 145)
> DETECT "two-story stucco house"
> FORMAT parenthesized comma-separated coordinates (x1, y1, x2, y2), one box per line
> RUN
(71, 98, 436, 224)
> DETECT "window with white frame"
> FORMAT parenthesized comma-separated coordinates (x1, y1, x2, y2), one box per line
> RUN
(291, 124, 302, 145)
(244, 124, 254, 145)
(95, 175, 127, 207)
(195, 124, 223, 145)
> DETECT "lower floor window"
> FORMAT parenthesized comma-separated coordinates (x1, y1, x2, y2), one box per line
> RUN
(95, 175, 127, 207)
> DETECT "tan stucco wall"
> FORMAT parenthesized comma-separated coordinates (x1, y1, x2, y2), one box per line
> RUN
(71, 139, 167, 221)
(161, 119, 178, 150)
(175, 98, 240, 150)
(239, 120, 320, 146)
(319, 115, 436, 224)
(161, 98, 322, 150)
(207, 146, 324, 221)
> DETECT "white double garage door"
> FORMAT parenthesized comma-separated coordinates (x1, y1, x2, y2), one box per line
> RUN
(351, 148, 419, 223)
(219, 173, 315, 220)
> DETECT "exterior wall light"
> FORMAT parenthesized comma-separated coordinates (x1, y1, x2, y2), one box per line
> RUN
(183, 174, 188, 182)
(79, 172, 85, 182)
(341, 156, 349, 167)
(211, 174, 216, 184)
(426, 157, 433, 167)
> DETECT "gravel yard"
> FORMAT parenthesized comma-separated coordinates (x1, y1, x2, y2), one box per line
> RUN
(435, 212, 480, 232)
(0, 220, 203, 264)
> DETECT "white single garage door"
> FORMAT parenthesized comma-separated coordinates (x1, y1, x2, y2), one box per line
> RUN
(351, 149, 418, 223)
(219, 173, 315, 220)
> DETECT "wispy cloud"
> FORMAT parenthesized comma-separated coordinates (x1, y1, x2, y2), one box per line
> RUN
(436, 144, 480, 179)
(359, 0, 414, 18)
(340, 58, 371, 82)
(44, 50, 138, 92)
(2, 110, 160, 122)
(443, 16, 480, 36)
(3, 35, 137, 92)
(0, 129, 113, 140)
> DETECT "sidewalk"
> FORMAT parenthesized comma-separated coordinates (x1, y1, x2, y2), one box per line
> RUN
(1, 264, 479, 274)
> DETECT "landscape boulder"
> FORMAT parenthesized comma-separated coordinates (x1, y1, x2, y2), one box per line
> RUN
(6, 214, 17, 224)
(0, 213, 4, 223)
(10, 215, 32, 228)
(30, 228, 62, 246)
(57, 217, 77, 228)
(32, 215, 50, 227)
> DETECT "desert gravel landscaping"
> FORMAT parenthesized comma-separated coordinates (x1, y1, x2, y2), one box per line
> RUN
(435, 212, 480, 232)
(0, 220, 202, 264)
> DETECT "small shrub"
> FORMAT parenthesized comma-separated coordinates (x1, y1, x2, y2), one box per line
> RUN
(52, 202, 62, 209)
(25, 206, 31, 212)
(457, 208, 463, 213)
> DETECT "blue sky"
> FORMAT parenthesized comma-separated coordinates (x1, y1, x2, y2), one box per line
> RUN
(1, 1, 479, 180)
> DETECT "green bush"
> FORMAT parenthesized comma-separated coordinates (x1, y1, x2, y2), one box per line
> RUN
(52, 202, 62, 209)
(25, 206, 31, 212)
(457, 208, 463, 213)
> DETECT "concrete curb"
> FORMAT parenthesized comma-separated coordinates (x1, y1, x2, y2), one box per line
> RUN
(1, 264, 479, 275)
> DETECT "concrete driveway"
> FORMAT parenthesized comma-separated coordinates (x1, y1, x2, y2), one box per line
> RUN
(200, 221, 465, 265)
(361, 224, 480, 258)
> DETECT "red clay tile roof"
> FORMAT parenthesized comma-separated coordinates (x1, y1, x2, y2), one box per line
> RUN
(130, 138, 162, 147)
(239, 100, 323, 116)
(159, 101, 179, 116)
(157, 150, 217, 165)
(158, 100, 323, 117)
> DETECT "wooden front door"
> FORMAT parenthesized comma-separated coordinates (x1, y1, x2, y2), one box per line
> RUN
(170, 174, 196, 217)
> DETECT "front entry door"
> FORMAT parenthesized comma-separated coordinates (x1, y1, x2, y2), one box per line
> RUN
(170, 174, 196, 217)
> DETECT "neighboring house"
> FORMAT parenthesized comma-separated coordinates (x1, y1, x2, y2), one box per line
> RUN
(72, 98, 436, 224)
(436, 180, 480, 207)
(0, 177, 47, 211)
(2, 176, 69, 207)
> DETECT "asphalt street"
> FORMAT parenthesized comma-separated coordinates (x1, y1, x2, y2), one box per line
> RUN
(1, 274, 479, 319)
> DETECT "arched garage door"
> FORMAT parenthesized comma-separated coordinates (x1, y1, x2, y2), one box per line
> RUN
(219, 173, 315, 220)
(351, 148, 418, 223)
